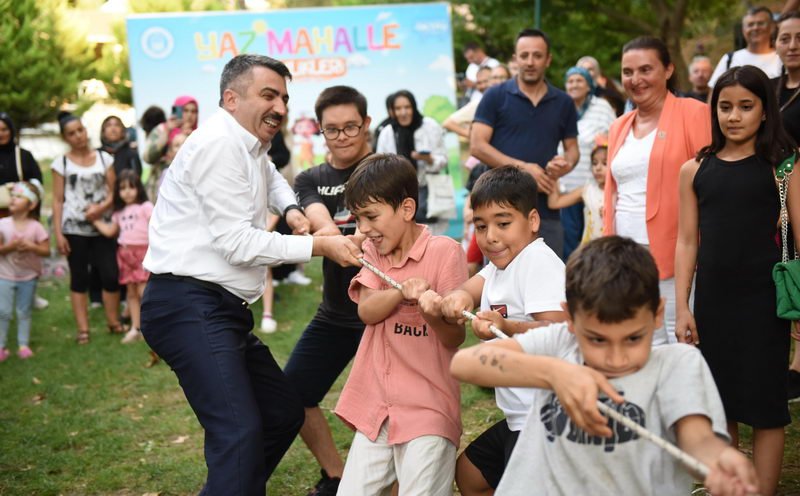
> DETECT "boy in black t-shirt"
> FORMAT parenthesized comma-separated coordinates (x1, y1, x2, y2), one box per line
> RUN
(284, 86, 373, 496)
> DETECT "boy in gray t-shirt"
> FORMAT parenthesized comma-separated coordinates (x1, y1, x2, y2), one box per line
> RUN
(450, 237, 759, 496)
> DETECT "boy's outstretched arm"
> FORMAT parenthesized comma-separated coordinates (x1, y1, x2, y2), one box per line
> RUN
(419, 290, 466, 348)
(675, 415, 759, 496)
(451, 340, 623, 438)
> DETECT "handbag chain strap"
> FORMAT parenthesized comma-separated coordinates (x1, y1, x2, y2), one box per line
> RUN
(778, 154, 797, 263)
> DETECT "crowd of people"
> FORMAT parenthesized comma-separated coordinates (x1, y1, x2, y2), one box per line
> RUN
(2, 4, 800, 495)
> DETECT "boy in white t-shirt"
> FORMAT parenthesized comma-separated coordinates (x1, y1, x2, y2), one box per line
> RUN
(450, 236, 759, 496)
(428, 166, 566, 495)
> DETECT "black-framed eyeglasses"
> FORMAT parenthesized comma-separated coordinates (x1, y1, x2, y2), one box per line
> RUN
(321, 123, 364, 140)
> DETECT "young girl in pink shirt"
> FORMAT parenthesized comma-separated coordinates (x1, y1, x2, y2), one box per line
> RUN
(94, 170, 153, 344)
(335, 154, 468, 495)
(0, 181, 50, 361)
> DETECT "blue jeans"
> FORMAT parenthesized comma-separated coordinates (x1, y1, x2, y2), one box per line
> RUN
(0, 278, 37, 349)
(141, 276, 304, 495)
(560, 202, 585, 261)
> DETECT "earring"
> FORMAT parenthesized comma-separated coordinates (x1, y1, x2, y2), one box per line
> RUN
(762, 115, 767, 121)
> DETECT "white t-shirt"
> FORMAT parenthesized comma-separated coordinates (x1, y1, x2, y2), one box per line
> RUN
(559, 96, 616, 190)
(611, 128, 655, 245)
(581, 180, 604, 243)
(478, 238, 566, 431)
(709, 48, 783, 88)
(50, 151, 113, 236)
(496, 324, 728, 495)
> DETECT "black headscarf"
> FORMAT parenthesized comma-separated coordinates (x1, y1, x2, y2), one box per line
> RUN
(389, 90, 424, 163)
(0, 112, 15, 152)
(0, 112, 43, 184)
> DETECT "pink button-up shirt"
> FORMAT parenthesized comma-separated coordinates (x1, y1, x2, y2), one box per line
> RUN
(335, 227, 468, 446)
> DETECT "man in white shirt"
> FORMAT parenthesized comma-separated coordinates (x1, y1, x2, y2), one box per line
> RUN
(463, 42, 500, 101)
(709, 6, 783, 87)
(141, 54, 362, 496)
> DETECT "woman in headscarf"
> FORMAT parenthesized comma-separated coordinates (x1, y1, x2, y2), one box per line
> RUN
(0, 113, 42, 217)
(558, 66, 616, 259)
(167, 95, 199, 145)
(376, 90, 448, 233)
(142, 96, 199, 199)
(99, 115, 142, 178)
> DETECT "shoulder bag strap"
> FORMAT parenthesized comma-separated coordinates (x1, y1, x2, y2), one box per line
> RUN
(778, 153, 797, 263)
(14, 146, 22, 181)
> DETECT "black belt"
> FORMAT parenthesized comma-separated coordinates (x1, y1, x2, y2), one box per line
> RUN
(150, 273, 248, 307)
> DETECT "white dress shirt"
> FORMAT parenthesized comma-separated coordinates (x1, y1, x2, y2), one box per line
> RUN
(144, 108, 313, 303)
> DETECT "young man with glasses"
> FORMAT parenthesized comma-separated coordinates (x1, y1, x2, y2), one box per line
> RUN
(283, 85, 372, 496)
(709, 6, 782, 88)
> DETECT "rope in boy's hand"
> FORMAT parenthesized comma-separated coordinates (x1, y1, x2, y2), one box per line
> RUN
(594, 401, 710, 479)
(355, 256, 719, 485)
(356, 257, 509, 339)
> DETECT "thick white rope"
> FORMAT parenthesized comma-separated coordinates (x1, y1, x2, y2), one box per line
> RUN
(357, 257, 509, 339)
(356, 256, 711, 480)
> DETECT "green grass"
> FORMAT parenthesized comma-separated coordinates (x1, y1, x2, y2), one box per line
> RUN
(0, 260, 799, 495)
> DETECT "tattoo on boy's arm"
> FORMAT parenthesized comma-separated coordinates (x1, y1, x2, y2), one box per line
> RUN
(473, 348, 506, 372)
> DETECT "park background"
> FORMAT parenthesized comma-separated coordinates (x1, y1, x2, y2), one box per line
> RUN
(1, 0, 800, 494)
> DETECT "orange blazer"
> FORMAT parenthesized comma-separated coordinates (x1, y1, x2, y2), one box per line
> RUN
(603, 92, 711, 279)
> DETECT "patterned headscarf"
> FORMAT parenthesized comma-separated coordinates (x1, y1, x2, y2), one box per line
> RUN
(565, 66, 596, 119)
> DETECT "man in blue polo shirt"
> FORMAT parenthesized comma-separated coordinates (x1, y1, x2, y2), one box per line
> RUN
(470, 28, 579, 258)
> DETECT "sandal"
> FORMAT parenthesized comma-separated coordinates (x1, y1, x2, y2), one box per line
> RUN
(108, 323, 127, 335)
(76, 330, 90, 345)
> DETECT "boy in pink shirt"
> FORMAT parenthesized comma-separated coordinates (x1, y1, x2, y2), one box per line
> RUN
(335, 154, 468, 495)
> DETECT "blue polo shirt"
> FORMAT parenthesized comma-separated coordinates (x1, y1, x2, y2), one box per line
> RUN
(474, 78, 578, 219)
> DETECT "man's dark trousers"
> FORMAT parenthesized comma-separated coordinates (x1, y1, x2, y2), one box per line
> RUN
(141, 276, 304, 495)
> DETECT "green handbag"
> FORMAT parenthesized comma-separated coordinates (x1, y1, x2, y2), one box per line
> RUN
(772, 153, 800, 320)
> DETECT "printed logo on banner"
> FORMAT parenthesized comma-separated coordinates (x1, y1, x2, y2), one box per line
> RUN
(141, 27, 174, 59)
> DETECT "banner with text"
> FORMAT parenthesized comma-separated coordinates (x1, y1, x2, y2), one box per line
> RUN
(127, 3, 457, 168)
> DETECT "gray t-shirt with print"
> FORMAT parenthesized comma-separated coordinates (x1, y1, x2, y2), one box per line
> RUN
(50, 151, 112, 236)
(496, 323, 728, 496)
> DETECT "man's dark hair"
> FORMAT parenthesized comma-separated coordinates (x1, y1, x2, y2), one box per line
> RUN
(463, 41, 480, 53)
(565, 236, 660, 322)
(470, 165, 538, 216)
(516, 28, 551, 53)
(218, 54, 292, 106)
(139, 106, 166, 135)
(314, 86, 368, 122)
(345, 153, 418, 216)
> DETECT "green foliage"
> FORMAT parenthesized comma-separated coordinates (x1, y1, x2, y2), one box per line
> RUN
(423, 95, 456, 125)
(0, 0, 92, 129)
(128, 0, 228, 12)
(89, 21, 133, 104)
(453, 0, 741, 91)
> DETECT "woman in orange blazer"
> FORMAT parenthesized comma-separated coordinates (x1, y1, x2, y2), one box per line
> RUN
(603, 37, 711, 345)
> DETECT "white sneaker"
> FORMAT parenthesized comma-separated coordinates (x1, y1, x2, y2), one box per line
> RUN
(260, 315, 277, 334)
(33, 295, 49, 310)
(121, 328, 143, 344)
(285, 270, 311, 286)
(90, 302, 103, 309)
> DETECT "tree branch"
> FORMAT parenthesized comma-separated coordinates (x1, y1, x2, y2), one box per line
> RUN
(596, 5, 657, 34)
